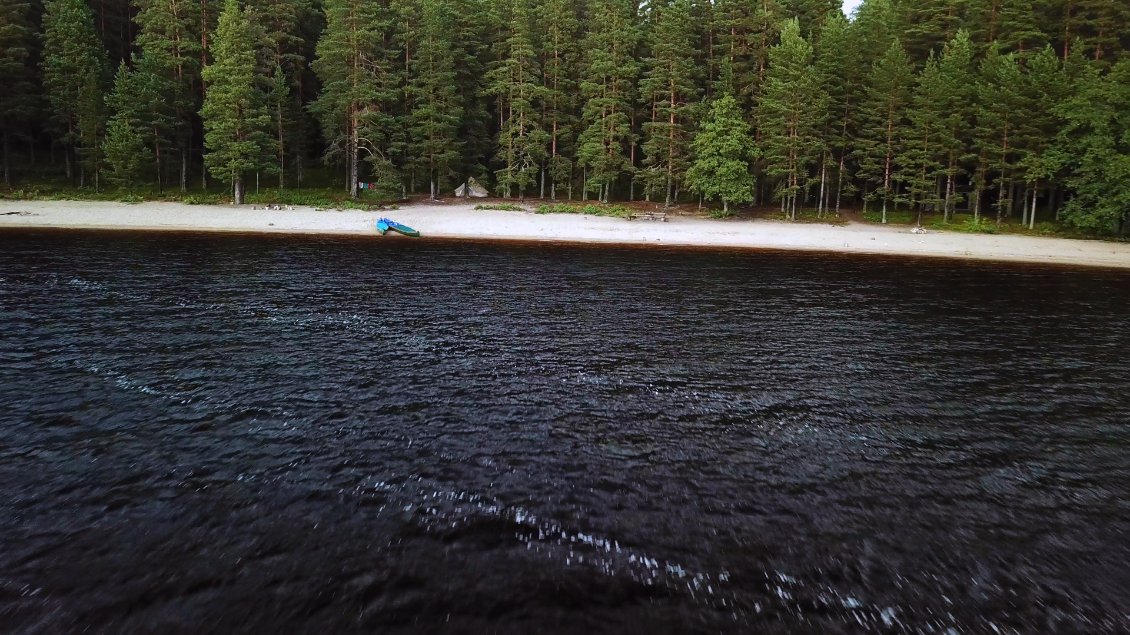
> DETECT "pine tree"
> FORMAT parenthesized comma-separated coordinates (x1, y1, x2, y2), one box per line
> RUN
(577, 0, 640, 202)
(685, 93, 756, 212)
(0, 0, 37, 186)
(710, 0, 781, 109)
(200, 0, 271, 204)
(933, 29, 977, 220)
(540, 0, 581, 199)
(974, 45, 1026, 223)
(780, 0, 840, 39)
(813, 11, 863, 215)
(247, 0, 311, 188)
(851, 0, 902, 68)
(898, 53, 947, 222)
(408, 0, 462, 199)
(1075, 0, 1130, 64)
(853, 38, 913, 223)
(133, 0, 202, 191)
(996, 0, 1047, 55)
(1015, 45, 1068, 228)
(42, 0, 110, 187)
(310, 0, 396, 199)
(450, 0, 494, 192)
(487, 0, 547, 198)
(760, 19, 826, 220)
(1054, 59, 1130, 232)
(903, 0, 969, 62)
(638, 0, 699, 207)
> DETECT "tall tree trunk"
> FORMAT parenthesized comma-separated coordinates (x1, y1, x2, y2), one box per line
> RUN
(234, 176, 244, 204)
(278, 106, 286, 189)
(1029, 183, 1038, 230)
(2, 129, 10, 187)
(349, 106, 359, 199)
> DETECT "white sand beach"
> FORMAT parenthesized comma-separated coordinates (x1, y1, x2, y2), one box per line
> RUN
(2, 199, 1129, 269)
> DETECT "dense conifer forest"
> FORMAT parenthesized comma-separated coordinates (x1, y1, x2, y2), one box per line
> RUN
(1, 0, 1129, 233)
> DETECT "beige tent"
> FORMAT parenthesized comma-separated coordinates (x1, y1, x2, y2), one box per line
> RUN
(455, 177, 489, 198)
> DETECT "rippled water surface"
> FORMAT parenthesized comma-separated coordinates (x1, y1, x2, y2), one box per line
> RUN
(1, 230, 1128, 633)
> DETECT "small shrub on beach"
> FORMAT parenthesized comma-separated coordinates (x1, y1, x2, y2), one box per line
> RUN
(535, 203, 631, 218)
(475, 203, 524, 211)
(959, 217, 999, 234)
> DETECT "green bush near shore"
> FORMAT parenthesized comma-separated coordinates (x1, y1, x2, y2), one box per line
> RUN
(535, 203, 632, 218)
(474, 203, 524, 211)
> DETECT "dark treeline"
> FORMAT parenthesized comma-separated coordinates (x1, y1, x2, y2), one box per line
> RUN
(1, 0, 1129, 232)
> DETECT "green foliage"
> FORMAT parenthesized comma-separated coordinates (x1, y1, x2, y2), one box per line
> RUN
(200, 0, 271, 204)
(685, 94, 755, 212)
(0, 0, 37, 186)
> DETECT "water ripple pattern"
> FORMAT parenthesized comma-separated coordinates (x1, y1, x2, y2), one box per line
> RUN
(0, 230, 1128, 633)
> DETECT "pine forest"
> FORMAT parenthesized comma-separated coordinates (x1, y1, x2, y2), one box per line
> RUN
(2, 0, 1130, 234)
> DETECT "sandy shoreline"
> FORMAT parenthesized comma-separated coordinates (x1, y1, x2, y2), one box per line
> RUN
(2, 199, 1129, 269)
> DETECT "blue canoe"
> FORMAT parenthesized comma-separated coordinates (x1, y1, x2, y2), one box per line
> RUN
(376, 217, 420, 237)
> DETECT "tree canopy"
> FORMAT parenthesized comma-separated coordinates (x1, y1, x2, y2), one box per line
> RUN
(3, 0, 1130, 234)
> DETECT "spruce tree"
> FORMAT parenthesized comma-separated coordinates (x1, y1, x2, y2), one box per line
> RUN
(853, 39, 913, 223)
(200, 0, 271, 204)
(685, 93, 755, 212)
(104, 61, 155, 187)
(760, 19, 826, 220)
(0, 0, 37, 186)
(42, 0, 110, 188)
(310, 0, 396, 199)
(106, 51, 176, 190)
(577, 0, 640, 202)
(408, 0, 462, 199)
(638, 0, 699, 207)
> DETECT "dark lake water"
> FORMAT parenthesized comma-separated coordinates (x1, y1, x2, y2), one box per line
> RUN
(1, 230, 1128, 633)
